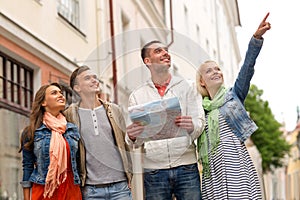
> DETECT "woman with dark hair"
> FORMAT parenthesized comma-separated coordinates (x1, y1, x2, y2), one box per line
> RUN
(19, 83, 82, 200)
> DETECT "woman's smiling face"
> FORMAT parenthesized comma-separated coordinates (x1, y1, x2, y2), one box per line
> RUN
(199, 61, 224, 91)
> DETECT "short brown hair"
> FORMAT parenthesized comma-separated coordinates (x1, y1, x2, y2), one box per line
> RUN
(141, 40, 162, 63)
(70, 65, 90, 89)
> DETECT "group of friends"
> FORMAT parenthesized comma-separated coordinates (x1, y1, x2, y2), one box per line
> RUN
(19, 13, 271, 200)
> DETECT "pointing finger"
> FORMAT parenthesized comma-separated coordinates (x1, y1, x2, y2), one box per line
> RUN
(262, 12, 270, 23)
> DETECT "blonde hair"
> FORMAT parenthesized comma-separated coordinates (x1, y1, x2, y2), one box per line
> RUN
(196, 60, 217, 98)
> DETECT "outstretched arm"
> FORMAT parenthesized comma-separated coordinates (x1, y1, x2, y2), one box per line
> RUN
(253, 12, 271, 39)
(233, 13, 271, 102)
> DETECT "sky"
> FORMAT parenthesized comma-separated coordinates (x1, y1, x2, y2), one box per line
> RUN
(236, 0, 300, 131)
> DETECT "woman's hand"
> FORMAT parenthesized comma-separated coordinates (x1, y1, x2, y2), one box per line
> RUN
(253, 12, 271, 39)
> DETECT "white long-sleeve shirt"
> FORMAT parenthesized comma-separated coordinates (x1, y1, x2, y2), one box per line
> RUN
(126, 75, 205, 169)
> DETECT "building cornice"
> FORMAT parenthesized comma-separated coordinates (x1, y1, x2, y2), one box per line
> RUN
(0, 12, 78, 74)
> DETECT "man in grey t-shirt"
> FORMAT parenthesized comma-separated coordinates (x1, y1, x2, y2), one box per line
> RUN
(65, 66, 132, 200)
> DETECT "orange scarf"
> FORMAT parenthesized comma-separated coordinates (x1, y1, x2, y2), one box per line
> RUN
(43, 112, 67, 198)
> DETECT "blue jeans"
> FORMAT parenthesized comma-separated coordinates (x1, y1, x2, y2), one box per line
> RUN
(82, 181, 132, 200)
(144, 163, 202, 200)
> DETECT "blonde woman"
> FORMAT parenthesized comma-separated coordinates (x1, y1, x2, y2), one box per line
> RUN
(196, 13, 271, 199)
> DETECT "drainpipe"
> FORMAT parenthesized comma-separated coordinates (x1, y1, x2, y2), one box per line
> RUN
(167, 0, 174, 47)
(214, 0, 221, 64)
(109, 0, 118, 103)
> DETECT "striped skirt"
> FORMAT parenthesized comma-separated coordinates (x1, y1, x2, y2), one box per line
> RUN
(201, 115, 262, 199)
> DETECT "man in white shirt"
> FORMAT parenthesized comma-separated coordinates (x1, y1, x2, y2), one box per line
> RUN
(126, 40, 205, 200)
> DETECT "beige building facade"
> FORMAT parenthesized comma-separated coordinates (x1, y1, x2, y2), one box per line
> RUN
(286, 125, 300, 200)
(1, 0, 248, 199)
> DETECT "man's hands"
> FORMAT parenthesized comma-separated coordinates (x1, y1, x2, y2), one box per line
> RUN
(126, 115, 194, 141)
(175, 116, 194, 134)
(126, 122, 144, 141)
(253, 12, 271, 39)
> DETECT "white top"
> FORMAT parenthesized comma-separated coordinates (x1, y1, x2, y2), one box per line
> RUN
(126, 76, 205, 169)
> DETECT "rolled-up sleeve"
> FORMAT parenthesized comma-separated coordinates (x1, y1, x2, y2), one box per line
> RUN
(20, 134, 34, 188)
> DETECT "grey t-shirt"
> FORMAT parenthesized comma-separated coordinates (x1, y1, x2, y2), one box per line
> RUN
(78, 106, 126, 184)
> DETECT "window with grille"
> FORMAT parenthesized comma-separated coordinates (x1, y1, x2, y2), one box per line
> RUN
(57, 0, 80, 29)
(0, 51, 34, 116)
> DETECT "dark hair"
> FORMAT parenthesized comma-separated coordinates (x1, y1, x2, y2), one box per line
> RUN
(70, 65, 90, 89)
(141, 40, 162, 63)
(19, 82, 63, 152)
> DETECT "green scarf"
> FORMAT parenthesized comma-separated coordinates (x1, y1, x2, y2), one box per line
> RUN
(197, 85, 227, 177)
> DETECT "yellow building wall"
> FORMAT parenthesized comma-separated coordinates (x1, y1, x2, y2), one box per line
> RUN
(286, 129, 300, 200)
